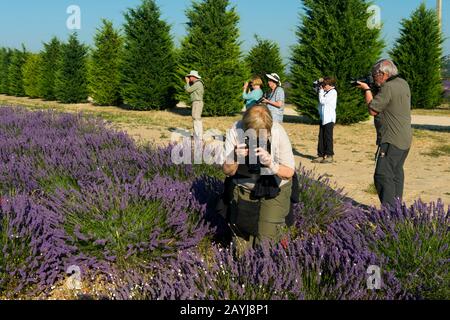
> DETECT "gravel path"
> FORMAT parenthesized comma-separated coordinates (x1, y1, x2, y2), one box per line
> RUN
(284, 105, 450, 128)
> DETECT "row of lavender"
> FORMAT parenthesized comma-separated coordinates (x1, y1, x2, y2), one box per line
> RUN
(0, 106, 448, 299)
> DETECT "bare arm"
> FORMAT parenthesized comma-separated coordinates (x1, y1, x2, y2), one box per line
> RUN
(276, 165, 295, 180)
(358, 82, 379, 116)
(266, 100, 283, 108)
(223, 163, 239, 177)
(364, 90, 379, 116)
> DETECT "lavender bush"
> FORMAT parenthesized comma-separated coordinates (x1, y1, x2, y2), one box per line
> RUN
(293, 168, 347, 234)
(366, 200, 449, 299)
(0, 194, 112, 297)
(46, 174, 212, 268)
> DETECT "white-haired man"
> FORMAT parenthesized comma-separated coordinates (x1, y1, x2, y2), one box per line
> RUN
(357, 59, 412, 208)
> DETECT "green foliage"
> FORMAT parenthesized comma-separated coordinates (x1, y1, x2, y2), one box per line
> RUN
(22, 53, 43, 98)
(178, 0, 247, 116)
(39, 37, 61, 101)
(89, 19, 124, 106)
(245, 35, 285, 86)
(121, 0, 176, 110)
(390, 4, 443, 109)
(7, 46, 28, 97)
(55, 33, 89, 103)
(291, 0, 384, 124)
(0, 48, 13, 94)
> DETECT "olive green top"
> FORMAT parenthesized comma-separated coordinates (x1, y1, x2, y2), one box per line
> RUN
(369, 77, 412, 150)
(185, 80, 204, 102)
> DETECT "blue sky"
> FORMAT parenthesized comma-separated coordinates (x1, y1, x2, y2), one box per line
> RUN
(0, 0, 449, 64)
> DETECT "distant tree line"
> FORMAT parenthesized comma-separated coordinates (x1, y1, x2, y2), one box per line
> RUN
(0, 0, 445, 123)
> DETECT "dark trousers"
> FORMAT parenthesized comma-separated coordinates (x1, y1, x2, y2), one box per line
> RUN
(318, 122, 334, 157)
(374, 143, 410, 208)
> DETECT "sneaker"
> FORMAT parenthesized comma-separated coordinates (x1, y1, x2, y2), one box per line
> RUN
(312, 157, 324, 163)
(321, 156, 334, 164)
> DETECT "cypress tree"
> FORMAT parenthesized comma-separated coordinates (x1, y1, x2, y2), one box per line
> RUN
(55, 33, 89, 103)
(443, 54, 450, 79)
(22, 53, 43, 98)
(245, 35, 285, 84)
(89, 19, 123, 106)
(291, 0, 384, 124)
(8, 45, 28, 97)
(39, 37, 61, 101)
(178, 0, 246, 116)
(0, 48, 13, 94)
(390, 4, 443, 109)
(121, 0, 176, 110)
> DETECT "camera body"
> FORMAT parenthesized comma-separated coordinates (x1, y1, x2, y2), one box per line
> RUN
(244, 136, 271, 175)
(313, 79, 324, 91)
(256, 96, 266, 104)
(350, 75, 376, 89)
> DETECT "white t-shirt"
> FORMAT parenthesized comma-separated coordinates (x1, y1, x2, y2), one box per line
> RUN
(224, 121, 295, 190)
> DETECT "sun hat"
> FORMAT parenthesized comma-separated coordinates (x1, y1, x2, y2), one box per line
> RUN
(266, 73, 281, 85)
(187, 70, 202, 79)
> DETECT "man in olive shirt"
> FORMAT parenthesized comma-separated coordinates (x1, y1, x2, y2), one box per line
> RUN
(358, 59, 412, 208)
(185, 70, 205, 139)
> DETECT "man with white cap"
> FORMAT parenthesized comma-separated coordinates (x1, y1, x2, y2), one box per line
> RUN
(262, 73, 285, 123)
(185, 70, 205, 139)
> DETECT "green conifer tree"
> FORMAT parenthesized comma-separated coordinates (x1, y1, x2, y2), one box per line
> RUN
(55, 33, 89, 103)
(0, 48, 13, 94)
(291, 0, 384, 124)
(178, 0, 246, 116)
(22, 53, 43, 98)
(39, 37, 62, 101)
(7, 46, 28, 97)
(390, 4, 443, 109)
(121, 0, 176, 110)
(89, 19, 124, 106)
(245, 35, 285, 85)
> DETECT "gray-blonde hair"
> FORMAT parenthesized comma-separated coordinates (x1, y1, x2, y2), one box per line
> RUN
(242, 104, 273, 132)
(372, 59, 399, 77)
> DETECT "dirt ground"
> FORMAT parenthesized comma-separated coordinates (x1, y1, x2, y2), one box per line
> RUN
(1, 94, 449, 208)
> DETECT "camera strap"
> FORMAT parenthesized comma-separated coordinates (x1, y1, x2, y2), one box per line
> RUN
(268, 86, 281, 101)
(324, 88, 336, 96)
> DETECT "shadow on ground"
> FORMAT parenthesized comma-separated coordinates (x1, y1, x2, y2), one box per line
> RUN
(412, 124, 450, 132)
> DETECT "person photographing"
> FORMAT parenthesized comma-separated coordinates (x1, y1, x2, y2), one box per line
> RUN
(261, 73, 285, 123)
(243, 77, 264, 110)
(356, 59, 412, 208)
(223, 105, 295, 252)
(185, 70, 204, 139)
(312, 77, 337, 164)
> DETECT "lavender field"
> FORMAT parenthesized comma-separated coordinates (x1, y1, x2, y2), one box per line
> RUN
(0, 106, 448, 300)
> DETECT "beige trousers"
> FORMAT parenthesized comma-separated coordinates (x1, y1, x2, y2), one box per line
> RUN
(192, 101, 204, 139)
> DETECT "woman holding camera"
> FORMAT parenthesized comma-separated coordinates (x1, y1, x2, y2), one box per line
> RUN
(261, 73, 285, 123)
(223, 104, 295, 252)
(243, 77, 264, 110)
(312, 77, 337, 164)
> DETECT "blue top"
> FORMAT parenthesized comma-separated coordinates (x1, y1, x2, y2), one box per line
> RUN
(243, 89, 264, 110)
